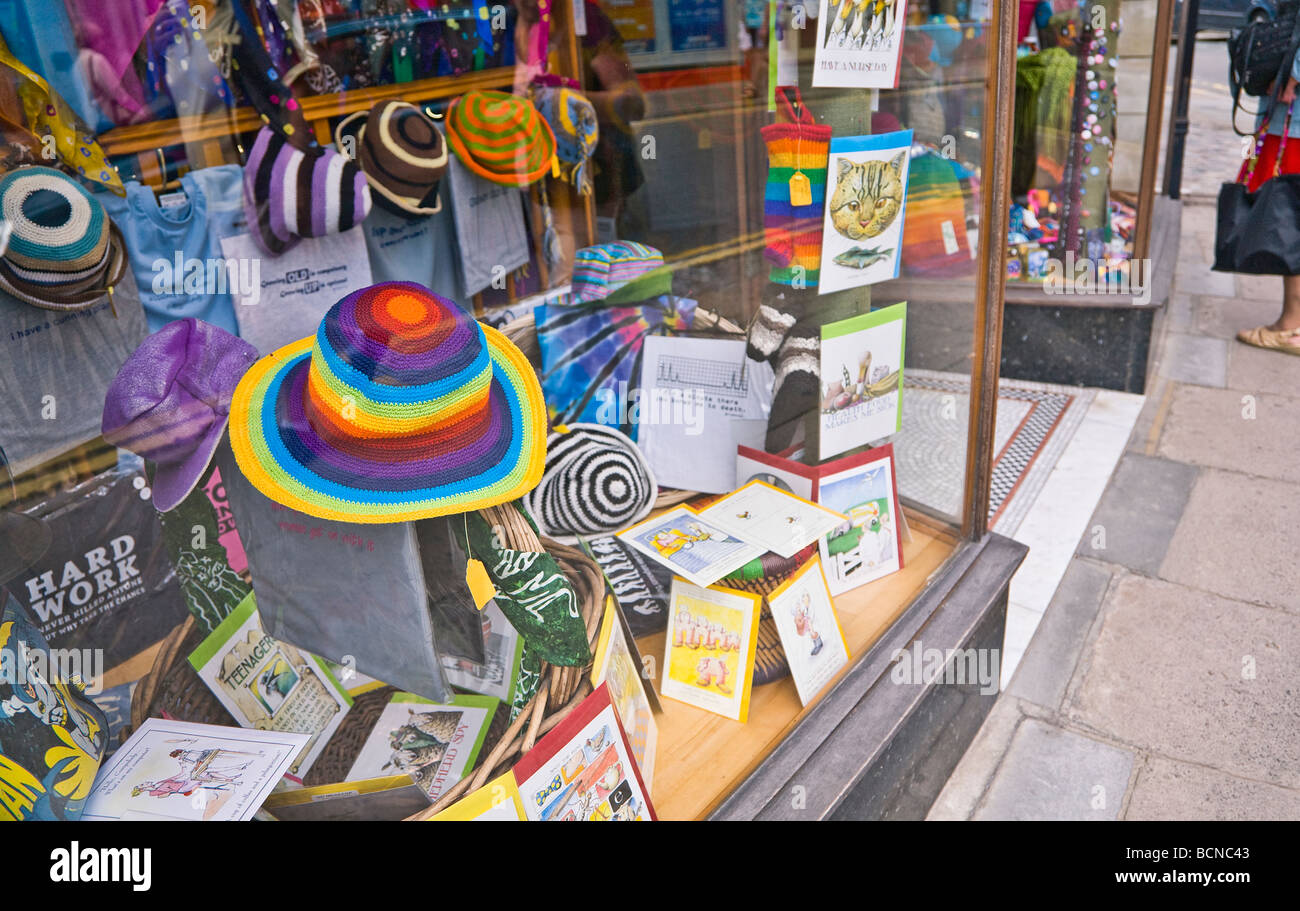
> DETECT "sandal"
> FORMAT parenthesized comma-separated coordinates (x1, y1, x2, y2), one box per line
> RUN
(1237, 324, 1300, 356)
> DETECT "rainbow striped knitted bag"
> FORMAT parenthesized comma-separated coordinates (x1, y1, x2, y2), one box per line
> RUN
(761, 88, 831, 288)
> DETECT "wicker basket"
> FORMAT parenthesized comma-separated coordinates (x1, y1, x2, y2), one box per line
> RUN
(500, 307, 745, 512)
(127, 502, 607, 817)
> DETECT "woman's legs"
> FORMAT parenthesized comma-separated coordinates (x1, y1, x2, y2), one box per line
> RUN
(1277, 275, 1300, 330)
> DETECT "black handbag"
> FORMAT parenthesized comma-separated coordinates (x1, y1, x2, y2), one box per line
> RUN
(1229, 0, 1300, 98)
(1214, 119, 1300, 275)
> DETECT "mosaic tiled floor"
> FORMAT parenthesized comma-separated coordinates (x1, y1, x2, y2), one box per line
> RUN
(891, 369, 1096, 534)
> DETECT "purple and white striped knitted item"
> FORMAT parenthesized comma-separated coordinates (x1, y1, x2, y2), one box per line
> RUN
(242, 126, 372, 256)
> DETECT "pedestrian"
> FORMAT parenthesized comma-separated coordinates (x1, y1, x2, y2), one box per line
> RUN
(1236, 58, 1300, 356)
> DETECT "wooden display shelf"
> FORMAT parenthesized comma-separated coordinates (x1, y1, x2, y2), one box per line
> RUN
(96, 67, 516, 156)
(639, 508, 959, 821)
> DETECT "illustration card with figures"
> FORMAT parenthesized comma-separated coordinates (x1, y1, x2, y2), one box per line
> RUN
(616, 505, 764, 588)
(815, 445, 905, 595)
(812, 0, 909, 88)
(698, 479, 848, 559)
(591, 596, 661, 793)
(83, 719, 307, 821)
(767, 556, 852, 705)
(188, 592, 353, 779)
(819, 302, 907, 459)
(818, 133, 913, 294)
(661, 579, 762, 722)
(345, 693, 498, 802)
(512, 683, 656, 821)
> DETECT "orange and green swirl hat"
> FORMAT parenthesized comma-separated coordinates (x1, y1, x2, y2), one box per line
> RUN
(445, 90, 557, 187)
(228, 282, 547, 524)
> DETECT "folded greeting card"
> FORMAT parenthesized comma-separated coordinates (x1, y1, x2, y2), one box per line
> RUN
(661, 580, 762, 723)
(767, 556, 851, 705)
(617, 506, 764, 589)
(513, 683, 655, 821)
(698, 479, 847, 559)
(84, 719, 306, 821)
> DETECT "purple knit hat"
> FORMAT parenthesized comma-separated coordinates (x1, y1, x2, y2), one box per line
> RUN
(102, 319, 260, 511)
(242, 126, 372, 256)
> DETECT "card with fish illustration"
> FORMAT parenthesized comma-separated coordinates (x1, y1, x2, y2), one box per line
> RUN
(815, 445, 904, 595)
(698, 479, 848, 559)
(818, 132, 913, 294)
(345, 693, 498, 801)
(188, 593, 353, 779)
(813, 0, 909, 88)
(616, 505, 765, 588)
(767, 556, 851, 706)
(512, 683, 656, 821)
(661, 579, 762, 722)
(819, 303, 907, 458)
(83, 719, 307, 821)
(591, 596, 660, 793)
(430, 770, 527, 821)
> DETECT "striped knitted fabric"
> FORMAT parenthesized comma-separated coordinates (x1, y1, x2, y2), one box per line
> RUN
(761, 90, 831, 288)
(242, 126, 372, 256)
(0, 166, 127, 309)
(445, 90, 557, 187)
(228, 282, 547, 523)
(569, 242, 664, 303)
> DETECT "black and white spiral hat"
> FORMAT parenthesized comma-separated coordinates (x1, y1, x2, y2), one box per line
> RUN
(525, 423, 658, 543)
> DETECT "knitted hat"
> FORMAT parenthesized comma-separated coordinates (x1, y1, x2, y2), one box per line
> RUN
(531, 86, 598, 195)
(561, 242, 673, 306)
(228, 282, 547, 523)
(0, 166, 128, 310)
(524, 423, 657, 544)
(242, 125, 372, 256)
(102, 319, 260, 512)
(444, 90, 556, 187)
(335, 101, 449, 217)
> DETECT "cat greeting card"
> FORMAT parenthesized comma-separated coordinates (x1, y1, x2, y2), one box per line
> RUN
(818, 132, 913, 294)
(819, 302, 906, 458)
(813, 0, 909, 88)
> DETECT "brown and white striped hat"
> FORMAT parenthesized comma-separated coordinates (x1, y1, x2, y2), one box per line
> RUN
(335, 101, 448, 218)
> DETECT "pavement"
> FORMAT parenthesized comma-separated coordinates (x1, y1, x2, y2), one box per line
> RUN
(928, 37, 1300, 820)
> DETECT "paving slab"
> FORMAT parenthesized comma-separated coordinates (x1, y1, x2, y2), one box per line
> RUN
(973, 719, 1135, 820)
(927, 696, 1026, 820)
(1226, 341, 1300, 393)
(1069, 575, 1300, 787)
(1006, 560, 1114, 711)
(1126, 755, 1300, 821)
(1193, 294, 1281, 340)
(1161, 470, 1300, 611)
(1156, 333, 1227, 387)
(1233, 273, 1285, 302)
(1156, 385, 1300, 485)
(1074, 454, 1199, 575)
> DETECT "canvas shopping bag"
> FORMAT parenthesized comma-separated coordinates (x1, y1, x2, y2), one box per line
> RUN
(215, 442, 458, 702)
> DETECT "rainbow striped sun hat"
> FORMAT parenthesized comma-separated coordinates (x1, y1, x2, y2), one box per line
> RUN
(445, 90, 556, 187)
(228, 282, 547, 523)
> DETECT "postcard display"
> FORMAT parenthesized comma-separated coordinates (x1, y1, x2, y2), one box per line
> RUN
(0, 0, 1015, 821)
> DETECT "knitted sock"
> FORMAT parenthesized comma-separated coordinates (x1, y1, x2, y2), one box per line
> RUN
(766, 325, 820, 453)
(762, 132, 829, 286)
(746, 304, 797, 363)
(761, 104, 830, 280)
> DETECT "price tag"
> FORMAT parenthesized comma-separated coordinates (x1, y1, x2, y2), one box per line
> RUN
(789, 171, 812, 207)
(465, 558, 496, 610)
